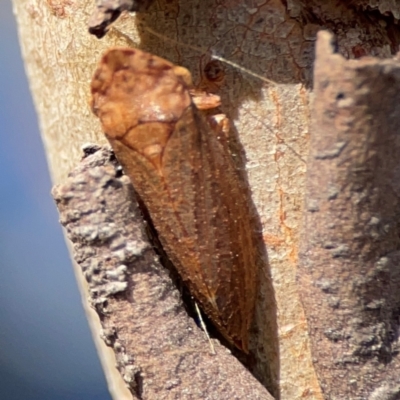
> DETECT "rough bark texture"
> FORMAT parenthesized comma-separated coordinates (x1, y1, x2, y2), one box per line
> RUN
(52, 146, 274, 400)
(298, 30, 400, 400)
(12, 0, 400, 399)
(88, 0, 151, 38)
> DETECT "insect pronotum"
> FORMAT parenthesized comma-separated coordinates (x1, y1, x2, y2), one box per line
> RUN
(90, 47, 259, 352)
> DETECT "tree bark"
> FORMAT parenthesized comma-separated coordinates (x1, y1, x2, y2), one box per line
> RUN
(299, 30, 400, 399)
(12, 0, 400, 399)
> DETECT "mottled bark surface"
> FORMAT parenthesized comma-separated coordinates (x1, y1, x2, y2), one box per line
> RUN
(13, 0, 400, 398)
(88, 0, 152, 38)
(298, 31, 400, 400)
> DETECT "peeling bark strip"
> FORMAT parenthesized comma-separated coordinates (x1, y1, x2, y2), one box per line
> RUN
(52, 147, 273, 400)
(88, 0, 153, 38)
(298, 31, 400, 399)
(90, 47, 264, 353)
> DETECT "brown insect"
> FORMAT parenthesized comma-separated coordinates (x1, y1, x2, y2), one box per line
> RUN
(90, 47, 259, 352)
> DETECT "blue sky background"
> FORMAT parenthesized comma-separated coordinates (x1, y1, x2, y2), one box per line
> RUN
(0, 2, 110, 399)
